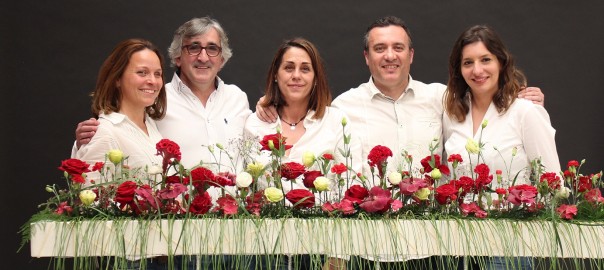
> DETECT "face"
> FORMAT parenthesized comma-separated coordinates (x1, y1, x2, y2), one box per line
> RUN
(175, 28, 224, 89)
(117, 49, 163, 111)
(364, 25, 414, 92)
(276, 47, 315, 104)
(460, 41, 501, 98)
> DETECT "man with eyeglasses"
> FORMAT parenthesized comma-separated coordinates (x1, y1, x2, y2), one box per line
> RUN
(73, 17, 251, 269)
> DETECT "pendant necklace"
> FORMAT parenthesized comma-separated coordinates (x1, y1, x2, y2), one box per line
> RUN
(280, 114, 306, 131)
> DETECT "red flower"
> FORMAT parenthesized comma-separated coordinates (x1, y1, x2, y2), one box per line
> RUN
(189, 192, 213, 215)
(450, 176, 474, 194)
(567, 160, 579, 168)
(474, 163, 493, 190)
(359, 187, 392, 213)
(507, 184, 538, 205)
(115, 181, 138, 205)
(576, 175, 593, 192)
(344, 185, 369, 204)
(495, 188, 507, 195)
(435, 183, 458, 205)
(216, 195, 239, 215)
(91, 162, 104, 172)
(322, 199, 356, 215)
(420, 154, 450, 176)
(557, 204, 577, 220)
(71, 174, 86, 184)
(190, 167, 215, 191)
(367, 145, 393, 168)
(212, 172, 236, 187)
(584, 188, 604, 204)
(330, 163, 348, 175)
(447, 154, 463, 163)
(399, 178, 429, 196)
(540, 172, 561, 190)
(245, 191, 267, 216)
(302, 170, 323, 189)
(166, 175, 190, 185)
(157, 183, 188, 200)
(322, 153, 334, 160)
(285, 189, 315, 208)
(55, 202, 73, 215)
(259, 133, 292, 151)
(459, 202, 487, 218)
(59, 159, 91, 175)
(280, 162, 306, 180)
(156, 139, 182, 171)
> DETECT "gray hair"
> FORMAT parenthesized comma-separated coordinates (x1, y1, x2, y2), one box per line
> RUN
(167, 17, 233, 68)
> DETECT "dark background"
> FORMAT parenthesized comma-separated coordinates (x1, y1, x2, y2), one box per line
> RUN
(3, 1, 603, 268)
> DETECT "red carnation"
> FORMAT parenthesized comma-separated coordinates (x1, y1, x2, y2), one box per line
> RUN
(189, 192, 213, 215)
(280, 162, 306, 180)
(474, 163, 493, 190)
(322, 153, 334, 160)
(286, 189, 315, 208)
(367, 145, 393, 168)
(190, 167, 215, 191)
(557, 204, 577, 220)
(447, 154, 463, 163)
(540, 172, 561, 190)
(567, 160, 579, 168)
(216, 195, 239, 215)
(331, 163, 348, 175)
(435, 183, 458, 205)
(507, 184, 538, 205)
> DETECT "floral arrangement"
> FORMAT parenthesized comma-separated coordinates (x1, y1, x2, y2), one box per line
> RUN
(25, 120, 603, 225)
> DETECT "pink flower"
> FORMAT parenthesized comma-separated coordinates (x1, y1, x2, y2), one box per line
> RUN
(459, 202, 487, 218)
(344, 185, 369, 204)
(322, 199, 356, 215)
(399, 178, 429, 196)
(506, 184, 538, 205)
(557, 204, 578, 220)
(157, 183, 188, 200)
(216, 195, 239, 215)
(359, 187, 392, 213)
(584, 188, 604, 204)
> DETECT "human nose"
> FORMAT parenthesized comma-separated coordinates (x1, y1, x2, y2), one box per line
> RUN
(291, 68, 302, 79)
(196, 48, 210, 61)
(471, 63, 483, 75)
(384, 47, 395, 60)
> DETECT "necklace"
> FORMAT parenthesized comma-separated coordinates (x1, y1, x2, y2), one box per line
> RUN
(279, 114, 306, 131)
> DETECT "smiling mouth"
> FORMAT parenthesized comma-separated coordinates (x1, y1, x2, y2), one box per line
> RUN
(140, 89, 159, 94)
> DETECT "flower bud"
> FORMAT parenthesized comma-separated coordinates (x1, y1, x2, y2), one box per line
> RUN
(430, 168, 442, 180)
(79, 190, 97, 206)
(302, 151, 316, 168)
(45, 185, 54, 193)
(268, 140, 275, 150)
(481, 119, 488, 128)
(512, 147, 518, 157)
(414, 188, 431, 200)
(388, 171, 402, 185)
(554, 187, 571, 199)
(313, 176, 331, 192)
(465, 139, 480, 154)
(208, 145, 215, 153)
(264, 187, 284, 202)
(236, 172, 253, 188)
(107, 149, 124, 164)
(216, 143, 224, 150)
(341, 117, 348, 127)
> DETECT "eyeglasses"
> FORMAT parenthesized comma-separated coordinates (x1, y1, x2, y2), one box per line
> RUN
(182, 43, 222, 57)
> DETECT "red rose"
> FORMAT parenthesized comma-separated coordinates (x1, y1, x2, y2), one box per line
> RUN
(285, 189, 315, 208)
(330, 163, 347, 175)
(259, 133, 292, 151)
(344, 185, 369, 204)
(367, 145, 393, 168)
(115, 181, 138, 205)
(189, 192, 213, 215)
(59, 159, 91, 175)
(435, 183, 458, 205)
(303, 171, 323, 189)
(190, 167, 215, 191)
(280, 162, 306, 180)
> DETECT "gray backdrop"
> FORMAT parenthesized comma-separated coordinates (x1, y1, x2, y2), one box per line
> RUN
(3, 1, 603, 268)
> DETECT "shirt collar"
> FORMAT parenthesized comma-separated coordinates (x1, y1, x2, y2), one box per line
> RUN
(171, 73, 223, 95)
(99, 112, 126, 124)
(367, 75, 415, 101)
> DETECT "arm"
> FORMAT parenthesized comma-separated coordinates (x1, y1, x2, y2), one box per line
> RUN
(521, 105, 561, 174)
(255, 95, 278, 123)
(75, 118, 100, 149)
(518, 87, 545, 106)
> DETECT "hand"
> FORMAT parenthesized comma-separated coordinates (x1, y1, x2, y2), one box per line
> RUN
(255, 95, 278, 123)
(518, 86, 544, 106)
(75, 118, 100, 149)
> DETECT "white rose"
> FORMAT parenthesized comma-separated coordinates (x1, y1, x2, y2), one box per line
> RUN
(236, 172, 253, 188)
(388, 171, 402, 185)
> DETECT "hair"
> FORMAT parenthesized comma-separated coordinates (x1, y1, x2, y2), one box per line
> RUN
(91, 38, 167, 120)
(259, 38, 332, 120)
(444, 25, 525, 122)
(364, 16, 413, 50)
(167, 17, 233, 69)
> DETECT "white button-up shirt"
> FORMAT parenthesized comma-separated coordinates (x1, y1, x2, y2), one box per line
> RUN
(75, 112, 163, 184)
(443, 97, 561, 186)
(332, 76, 446, 179)
(157, 73, 252, 170)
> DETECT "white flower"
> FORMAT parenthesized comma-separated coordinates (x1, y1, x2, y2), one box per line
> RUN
(555, 187, 571, 199)
(147, 165, 163, 175)
(236, 172, 253, 188)
(313, 176, 331, 192)
(264, 187, 284, 202)
(79, 190, 97, 206)
(302, 151, 316, 168)
(388, 171, 402, 185)
(465, 139, 480, 154)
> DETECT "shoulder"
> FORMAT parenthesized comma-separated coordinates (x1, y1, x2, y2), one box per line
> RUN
(409, 79, 446, 96)
(509, 98, 551, 123)
(333, 81, 371, 105)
